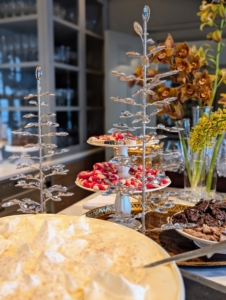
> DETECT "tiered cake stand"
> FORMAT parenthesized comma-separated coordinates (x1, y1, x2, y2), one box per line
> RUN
(76, 5, 183, 232)
(76, 137, 171, 230)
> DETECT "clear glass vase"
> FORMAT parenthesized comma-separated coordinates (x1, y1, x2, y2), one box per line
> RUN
(192, 106, 213, 126)
(176, 115, 222, 202)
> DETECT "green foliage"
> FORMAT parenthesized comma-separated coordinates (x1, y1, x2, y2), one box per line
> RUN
(189, 108, 226, 152)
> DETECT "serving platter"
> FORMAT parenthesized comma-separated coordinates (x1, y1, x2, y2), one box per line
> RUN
(75, 178, 171, 194)
(0, 213, 184, 300)
(175, 228, 226, 255)
(85, 203, 226, 267)
(170, 212, 226, 255)
(87, 138, 159, 148)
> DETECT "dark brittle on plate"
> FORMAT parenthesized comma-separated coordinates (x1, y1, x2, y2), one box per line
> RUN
(172, 199, 226, 227)
(172, 199, 226, 242)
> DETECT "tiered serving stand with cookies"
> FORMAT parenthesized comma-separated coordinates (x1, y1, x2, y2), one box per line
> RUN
(76, 5, 184, 232)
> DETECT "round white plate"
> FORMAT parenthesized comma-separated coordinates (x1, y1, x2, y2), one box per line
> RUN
(75, 179, 171, 194)
(171, 213, 226, 255)
(175, 228, 226, 254)
(0, 214, 184, 300)
(87, 138, 158, 148)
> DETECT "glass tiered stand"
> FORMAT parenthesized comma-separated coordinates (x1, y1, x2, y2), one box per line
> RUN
(76, 6, 184, 233)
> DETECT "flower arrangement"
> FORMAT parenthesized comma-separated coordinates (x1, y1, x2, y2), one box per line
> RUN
(130, 0, 226, 195)
(189, 108, 226, 192)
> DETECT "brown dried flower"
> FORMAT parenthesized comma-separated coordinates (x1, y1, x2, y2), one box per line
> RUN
(175, 42, 190, 58)
(149, 34, 174, 64)
(193, 70, 216, 87)
(157, 100, 184, 119)
(189, 55, 202, 72)
(197, 85, 213, 104)
(155, 86, 178, 101)
(170, 58, 191, 83)
(181, 84, 197, 102)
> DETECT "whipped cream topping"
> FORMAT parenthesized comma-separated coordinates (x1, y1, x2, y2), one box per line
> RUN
(0, 215, 180, 300)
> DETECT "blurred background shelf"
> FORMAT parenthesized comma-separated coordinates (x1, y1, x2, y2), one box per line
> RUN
(0, 15, 37, 27)
(85, 30, 103, 40)
(53, 16, 79, 31)
(54, 62, 79, 72)
(0, 0, 107, 152)
(0, 61, 39, 69)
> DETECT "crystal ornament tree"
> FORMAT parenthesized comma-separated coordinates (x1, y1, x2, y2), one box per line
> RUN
(1, 67, 73, 213)
(109, 6, 183, 233)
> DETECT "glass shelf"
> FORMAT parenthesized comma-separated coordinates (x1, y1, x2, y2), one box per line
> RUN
(53, 0, 78, 25)
(86, 109, 104, 138)
(0, 62, 39, 69)
(86, 0, 103, 36)
(55, 68, 78, 107)
(0, 0, 107, 158)
(0, 25, 38, 64)
(86, 35, 103, 71)
(0, 0, 37, 19)
(0, 67, 37, 107)
(56, 111, 79, 147)
(86, 73, 104, 107)
(54, 21, 78, 66)
(0, 110, 37, 145)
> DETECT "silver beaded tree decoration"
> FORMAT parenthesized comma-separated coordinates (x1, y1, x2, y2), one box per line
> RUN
(2, 67, 73, 213)
(106, 6, 184, 233)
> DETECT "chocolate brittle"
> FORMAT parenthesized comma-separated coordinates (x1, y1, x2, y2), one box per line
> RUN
(171, 212, 187, 224)
(173, 199, 226, 242)
(184, 208, 200, 222)
(195, 199, 209, 212)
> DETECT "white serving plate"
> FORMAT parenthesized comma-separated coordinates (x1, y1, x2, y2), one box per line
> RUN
(175, 228, 226, 255)
(171, 213, 226, 255)
(87, 138, 158, 148)
(75, 179, 171, 194)
(0, 214, 185, 300)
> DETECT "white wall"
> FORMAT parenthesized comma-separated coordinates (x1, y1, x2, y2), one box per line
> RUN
(108, 0, 209, 42)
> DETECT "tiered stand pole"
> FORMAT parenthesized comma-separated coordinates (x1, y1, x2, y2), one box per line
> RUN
(36, 68, 44, 212)
(141, 7, 148, 233)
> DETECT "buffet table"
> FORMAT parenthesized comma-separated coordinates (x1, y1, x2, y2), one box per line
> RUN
(60, 189, 226, 291)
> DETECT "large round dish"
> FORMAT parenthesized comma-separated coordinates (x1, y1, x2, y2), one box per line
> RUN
(75, 178, 171, 194)
(0, 214, 184, 300)
(87, 138, 158, 148)
(170, 213, 226, 255)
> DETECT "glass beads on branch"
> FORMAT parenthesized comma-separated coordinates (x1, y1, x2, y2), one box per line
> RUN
(104, 5, 184, 232)
(2, 67, 73, 214)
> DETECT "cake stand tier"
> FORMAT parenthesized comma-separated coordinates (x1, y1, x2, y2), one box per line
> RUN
(76, 178, 171, 230)
(87, 138, 158, 148)
(87, 138, 159, 178)
(75, 179, 171, 194)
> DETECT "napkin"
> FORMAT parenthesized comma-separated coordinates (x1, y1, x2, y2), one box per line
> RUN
(83, 195, 137, 209)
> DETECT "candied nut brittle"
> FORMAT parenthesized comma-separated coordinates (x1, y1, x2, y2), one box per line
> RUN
(172, 199, 226, 242)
